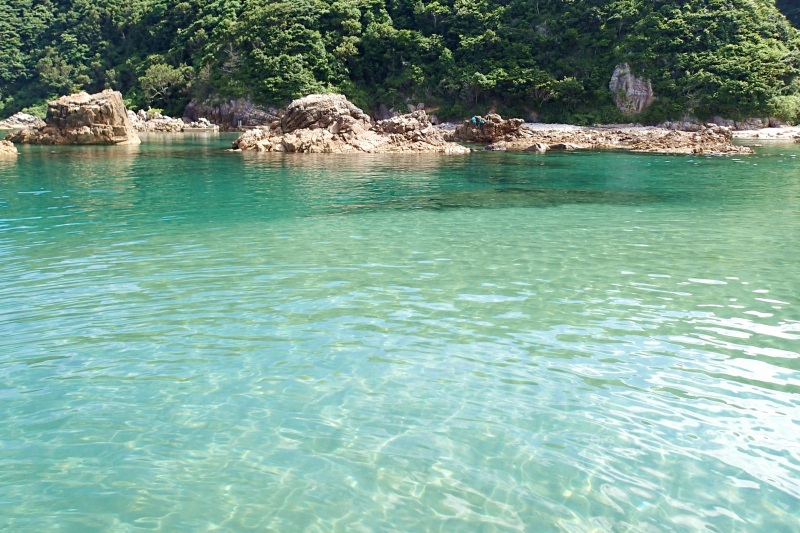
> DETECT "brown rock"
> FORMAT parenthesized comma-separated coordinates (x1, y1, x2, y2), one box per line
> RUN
(525, 143, 548, 153)
(6, 90, 140, 145)
(0, 139, 18, 158)
(233, 95, 469, 154)
(448, 113, 529, 144)
(502, 125, 751, 155)
(548, 143, 580, 151)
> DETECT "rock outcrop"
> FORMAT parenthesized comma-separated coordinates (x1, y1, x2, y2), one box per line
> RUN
(0, 112, 45, 130)
(184, 98, 278, 130)
(232, 94, 469, 154)
(6, 90, 139, 145)
(505, 123, 751, 155)
(0, 140, 18, 158)
(609, 63, 655, 114)
(448, 113, 531, 144)
(127, 110, 219, 132)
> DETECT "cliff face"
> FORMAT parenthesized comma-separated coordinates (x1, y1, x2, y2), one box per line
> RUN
(7, 90, 140, 145)
(609, 64, 655, 115)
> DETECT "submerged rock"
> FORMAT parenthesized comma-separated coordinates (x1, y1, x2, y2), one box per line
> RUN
(0, 139, 18, 158)
(232, 94, 469, 154)
(6, 90, 139, 145)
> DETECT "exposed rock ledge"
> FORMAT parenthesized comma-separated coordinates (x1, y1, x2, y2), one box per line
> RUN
(127, 109, 219, 132)
(6, 90, 139, 145)
(0, 112, 45, 130)
(0, 140, 18, 158)
(446, 115, 752, 155)
(232, 94, 469, 154)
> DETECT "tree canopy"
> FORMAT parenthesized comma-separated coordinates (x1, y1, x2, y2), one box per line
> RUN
(1, 0, 799, 123)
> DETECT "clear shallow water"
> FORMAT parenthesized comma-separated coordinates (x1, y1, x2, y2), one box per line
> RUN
(1, 133, 799, 531)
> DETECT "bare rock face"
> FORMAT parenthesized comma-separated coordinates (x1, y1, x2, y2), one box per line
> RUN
(734, 117, 767, 130)
(609, 64, 655, 114)
(184, 98, 278, 130)
(6, 90, 140, 145)
(0, 140, 18, 158)
(0, 112, 45, 130)
(448, 113, 529, 144)
(232, 95, 469, 154)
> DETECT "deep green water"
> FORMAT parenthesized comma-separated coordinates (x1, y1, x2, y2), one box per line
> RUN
(1, 133, 799, 532)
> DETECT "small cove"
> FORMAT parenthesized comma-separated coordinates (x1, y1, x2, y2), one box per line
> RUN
(1, 133, 798, 531)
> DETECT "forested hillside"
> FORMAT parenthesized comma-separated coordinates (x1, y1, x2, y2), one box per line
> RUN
(1, 0, 799, 124)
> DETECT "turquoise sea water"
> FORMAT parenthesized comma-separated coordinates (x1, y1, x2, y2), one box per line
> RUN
(1, 133, 798, 531)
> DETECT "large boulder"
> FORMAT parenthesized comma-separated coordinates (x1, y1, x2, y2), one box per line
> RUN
(6, 90, 140, 145)
(232, 94, 469, 154)
(448, 113, 529, 144)
(0, 140, 18, 159)
(280, 94, 372, 134)
(609, 63, 655, 114)
(0, 112, 45, 130)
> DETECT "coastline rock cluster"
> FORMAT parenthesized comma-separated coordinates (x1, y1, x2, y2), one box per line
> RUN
(448, 114, 531, 144)
(509, 123, 751, 155)
(0, 139, 18, 158)
(444, 113, 750, 154)
(232, 94, 469, 154)
(6, 90, 140, 145)
(0, 112, 45, 130)
(127, 110, 219, 132)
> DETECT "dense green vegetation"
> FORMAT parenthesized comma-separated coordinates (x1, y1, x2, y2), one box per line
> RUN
(1, 0, 799, 123)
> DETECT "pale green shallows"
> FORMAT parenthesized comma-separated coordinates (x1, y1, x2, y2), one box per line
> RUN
(1, 134, 798, 531)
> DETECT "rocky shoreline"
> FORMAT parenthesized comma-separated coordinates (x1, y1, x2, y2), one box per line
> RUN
(442, 115, 753, 155)
(231, 96, 756, 155)
(3, 90, 797, 154)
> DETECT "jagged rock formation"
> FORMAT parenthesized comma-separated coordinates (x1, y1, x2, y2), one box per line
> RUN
(448, 114, 530, 144)
(0, 140, 18, 158)
(609, 64, 655, 114)
(6, 90, 139, 145)
(232, 94, 469, 154)
(0, 112, 45, 130)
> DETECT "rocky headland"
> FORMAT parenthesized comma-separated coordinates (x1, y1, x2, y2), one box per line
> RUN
(232, 94, 469, 154)
(6, 90, 140, 145)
